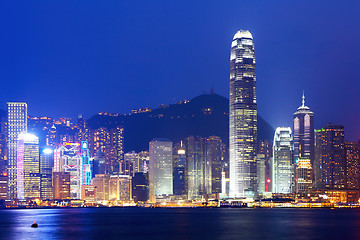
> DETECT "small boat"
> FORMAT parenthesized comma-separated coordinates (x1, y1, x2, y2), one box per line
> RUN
(31, 222, 38, 228)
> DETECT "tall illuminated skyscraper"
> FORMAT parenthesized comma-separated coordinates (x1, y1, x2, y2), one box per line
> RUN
(293, 93, 314, 164)
(185, 136, 205, 200)
(293, 93, 314, 191)
(272, 127, 294, 194)
(314, 124, 345, 189)
(7, 102, 27, 200)
(149, 138, 173, 202)
(17, 133, 40, 200)
(229, 30, 257, 198)
(40, 148, 54, 200)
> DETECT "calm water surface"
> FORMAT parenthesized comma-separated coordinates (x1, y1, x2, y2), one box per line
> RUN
(0, 208, 359, 240)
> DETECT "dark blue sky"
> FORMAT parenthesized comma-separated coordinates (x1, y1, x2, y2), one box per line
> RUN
(1, 1, 360, 141)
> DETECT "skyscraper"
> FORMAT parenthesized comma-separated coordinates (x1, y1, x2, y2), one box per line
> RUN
(258, 140, 272, 192)
(173, 145, 186, 195)
(7, 102, 27, 200)
(345, 141, 360, 189)
(272, 127, 294, 194)
(314, 124, 345, 189)
(293, 93, 314, 165)
(293, 93, 314, 192)
(205, 136, 223, 195)
(40, 148, 54, 200)
(16, 133, 40, 200)
(229, 30, 257, 198)
(53, 172, 70, 200)
(53, 143, 82, 199)
(132, 172, 149, 202)
(149, 138, 173, 202)
(185, 136, 205, 200)
(81, 141, 92, 186)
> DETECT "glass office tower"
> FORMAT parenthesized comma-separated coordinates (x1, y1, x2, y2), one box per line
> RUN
(272, 127, 294, 194)
(149, 138, 173, 202)
(229, 30, 257, 198)
(17, 133, 40, 200)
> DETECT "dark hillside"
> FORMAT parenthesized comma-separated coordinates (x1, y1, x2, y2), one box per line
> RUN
(87, 93, 274, 152)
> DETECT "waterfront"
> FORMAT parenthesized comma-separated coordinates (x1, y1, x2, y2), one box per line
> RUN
(0, 208, 359, 240)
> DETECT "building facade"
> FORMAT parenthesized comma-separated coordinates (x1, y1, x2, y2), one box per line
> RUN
(173, 146, 185, 196)
(149, 138, 173, 202)
(272, 127, 294, 194)
(40, 148, 54, 200)
(185, 136, 205, 200)
(314, 124, 346, 190)
(7, 102, 27, 200)
(295, 158, 313, 193)
(16, 133, 40, 200)
(132, 172, 149, 202)
(229, 30, 257, 198)
(53, 143, 82, 199)
(205, 136, 223, 195)
(53, 172, 70, 200)
(345, 141, 360, 189)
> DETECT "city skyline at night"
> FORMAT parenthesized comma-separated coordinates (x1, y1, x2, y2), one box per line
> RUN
(1, 1, 360, 142)
(1, 1, 360, 239)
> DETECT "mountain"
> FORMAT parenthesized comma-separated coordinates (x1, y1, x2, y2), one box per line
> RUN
(87, 93, 275, 152)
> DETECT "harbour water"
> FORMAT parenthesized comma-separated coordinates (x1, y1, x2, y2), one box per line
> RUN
(0, 208, 359, 240)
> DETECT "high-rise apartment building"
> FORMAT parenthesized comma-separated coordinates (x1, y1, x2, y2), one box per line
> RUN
(110, 126, 124, 174)
(229, 30, 257, 198)
(314, 124, 345, 189)
(149, 138, 173, 202)
(17, 133, 40, 200)
(7, 102, 27, 199)
(89, 126, 124, 174)
(345, 141, 360, 189)
(124, 151, 141, 176)
(272, 127, 294, 194)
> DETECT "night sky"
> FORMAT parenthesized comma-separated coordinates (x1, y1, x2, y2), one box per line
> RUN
(1, 1, 360, 141)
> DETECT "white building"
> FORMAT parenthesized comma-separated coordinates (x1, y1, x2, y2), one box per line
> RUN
(149, 138, 173, 202)
(229, 30, 257, 198)
(272, 127, 294, 194)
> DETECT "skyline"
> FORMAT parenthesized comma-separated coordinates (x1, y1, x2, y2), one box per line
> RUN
(1, 1, 360, 141)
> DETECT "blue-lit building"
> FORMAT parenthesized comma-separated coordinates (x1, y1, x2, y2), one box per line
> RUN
(40, 147, 54, 199)
(173, 146, 186, 195)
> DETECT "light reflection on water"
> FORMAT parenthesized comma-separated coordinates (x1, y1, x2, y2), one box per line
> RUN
(0, 208, 359, 240)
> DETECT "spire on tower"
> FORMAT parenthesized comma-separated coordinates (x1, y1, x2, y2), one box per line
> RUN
(302, 91, 305, 107)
